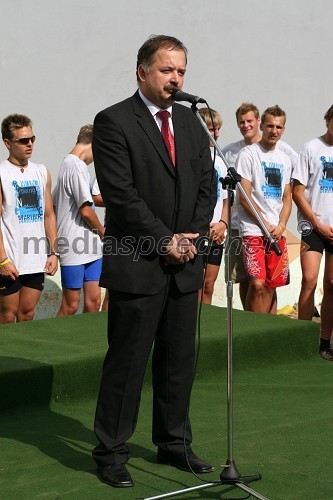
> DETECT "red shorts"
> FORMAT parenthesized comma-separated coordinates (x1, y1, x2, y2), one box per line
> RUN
(242, 236, 289, 288)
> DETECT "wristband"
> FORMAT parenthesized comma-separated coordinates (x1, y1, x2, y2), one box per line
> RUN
(48, 252, 60, 258)
(219, 219, 228, 228)
(0, 258, 11, 267)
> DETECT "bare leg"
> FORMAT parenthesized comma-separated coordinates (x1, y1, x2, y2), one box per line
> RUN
(101, 289, 109, 311)
(239, 281, 249, 309)
(57, 288, 81, 316)
(320, 253, 333, 341)
(0, 291, 20, 324)
(83, 281, 101, 312)
(245, 279, 276, 314)
(17, 286, 42, 322)
(200, 264, 220, 304)
(298, 251, 322, 320)
(269, 290, 278, 314)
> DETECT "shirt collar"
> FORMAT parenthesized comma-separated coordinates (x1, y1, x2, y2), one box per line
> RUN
(138, 89, 173, 118)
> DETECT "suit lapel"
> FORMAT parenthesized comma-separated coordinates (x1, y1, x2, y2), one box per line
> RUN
(131, 92, 176, 177)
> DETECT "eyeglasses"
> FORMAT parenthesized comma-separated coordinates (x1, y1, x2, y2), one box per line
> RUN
(10, 135, 36, 145)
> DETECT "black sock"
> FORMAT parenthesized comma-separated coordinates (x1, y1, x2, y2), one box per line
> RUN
(319, 338, 330, 352)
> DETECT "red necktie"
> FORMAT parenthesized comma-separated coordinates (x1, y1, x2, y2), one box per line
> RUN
(157, 110, 176, 166)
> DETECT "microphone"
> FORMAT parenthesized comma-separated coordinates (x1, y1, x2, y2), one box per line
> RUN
(171, 89, 206, 104)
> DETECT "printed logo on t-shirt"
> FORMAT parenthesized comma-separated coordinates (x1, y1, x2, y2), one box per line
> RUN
(261, 161, 283, 199)
(214, 164, 223, 202)
(319, 155, 333, 193)
(12, 179, 44, 223)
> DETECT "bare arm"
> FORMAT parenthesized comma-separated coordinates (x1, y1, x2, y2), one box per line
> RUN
(0, 186, 8, 262)
(79, 202, 105, 238)
(43, 170, 58, 275)
(270, 183, 292, 242)
(292, 180, 333, 242)
(209, 198, 228, 245)
(92, 194, 105, 208)
(240, 179, 292, 242)
(239, 178, 271, 232)
(0, 183, 19, 279)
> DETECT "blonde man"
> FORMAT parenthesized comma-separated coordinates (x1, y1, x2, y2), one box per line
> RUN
(236, 105, 292, 313)
(222, 103, 297, 310)
(198, 108, 228, 303)
(53, 125, 105, 316)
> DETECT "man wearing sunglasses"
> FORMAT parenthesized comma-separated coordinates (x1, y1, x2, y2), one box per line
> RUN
(0, 114, 58, 323)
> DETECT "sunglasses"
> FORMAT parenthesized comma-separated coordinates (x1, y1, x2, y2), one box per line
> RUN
(10, 135, 36, 145)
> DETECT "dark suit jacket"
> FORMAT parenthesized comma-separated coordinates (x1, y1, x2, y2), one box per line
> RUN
(93, 91, 214, 295)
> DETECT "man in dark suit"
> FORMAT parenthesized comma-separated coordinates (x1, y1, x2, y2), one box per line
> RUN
(92, 34, 215, 488)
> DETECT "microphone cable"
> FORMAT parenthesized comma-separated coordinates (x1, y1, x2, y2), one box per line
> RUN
(180, 101, 225, 487)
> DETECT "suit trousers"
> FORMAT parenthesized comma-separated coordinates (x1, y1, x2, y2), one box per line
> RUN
(92, 275, 198, 465)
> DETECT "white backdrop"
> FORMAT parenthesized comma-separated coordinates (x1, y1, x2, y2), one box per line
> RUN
(0, 0, 332, 315)
(1, 0, 332, 172)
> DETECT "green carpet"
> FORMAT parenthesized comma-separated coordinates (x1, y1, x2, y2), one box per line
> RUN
(1, 307, 332, 499)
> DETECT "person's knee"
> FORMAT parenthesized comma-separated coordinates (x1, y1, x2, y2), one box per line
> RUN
(301, 273, 318, 291)
(249, 279, 265, 294)
(0, 299, 18, 323)
(17, 299, 38, 322)
(203, 278, 215, 296)
(0, 302, 18, 324)
(60, 294, 80, 315)
(323, 275, 333, 292)
(88, 299, 101, 312)
(0, 310, 17, 323)
(17, 309, 35, 322)
(64, 301, 80, 315)
(84, 293, 101, 312)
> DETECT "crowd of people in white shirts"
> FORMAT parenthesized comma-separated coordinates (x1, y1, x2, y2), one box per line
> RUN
(0, 102, 333, 362)
(199, 102, 333, 362)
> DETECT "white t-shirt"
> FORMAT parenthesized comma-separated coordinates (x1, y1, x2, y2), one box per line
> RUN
(92, 177, 107, 226)
(92, 178, 100, 196)
(211, 148, 228, 223)
(53, 154, 102, 266)
(221, 139, 297, 230)
(0, 160, 48, 274)
(221, 140, 245, 230)
(292, 136, 333, 226)
(277, 140, 298, 172)
(236, 143, 292, 237)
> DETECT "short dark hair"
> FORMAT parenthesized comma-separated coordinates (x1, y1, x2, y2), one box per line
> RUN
(261, 105, 286, 124)
(324, 105, 333, 125)
(1, 113, 32, 140)
(76, 124, 93, 144)
(136, 34, 187, 81)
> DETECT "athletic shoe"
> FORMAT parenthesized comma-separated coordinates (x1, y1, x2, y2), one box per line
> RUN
(320, 348, 333, 361)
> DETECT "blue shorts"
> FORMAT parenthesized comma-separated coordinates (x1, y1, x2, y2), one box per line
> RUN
(60, 258, 103, 289)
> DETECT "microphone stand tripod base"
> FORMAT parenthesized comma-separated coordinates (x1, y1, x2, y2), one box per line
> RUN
(139, 464, 268, 500)
(219, 459, 268, 499)
(220, 458, 241, 481)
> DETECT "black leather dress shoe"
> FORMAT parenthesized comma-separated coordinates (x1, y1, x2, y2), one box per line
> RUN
(157, 449, 214, 473)
(97, 463, 134, 488)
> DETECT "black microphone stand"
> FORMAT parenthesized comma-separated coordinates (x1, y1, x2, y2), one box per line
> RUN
(140, 102, 280, 500)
